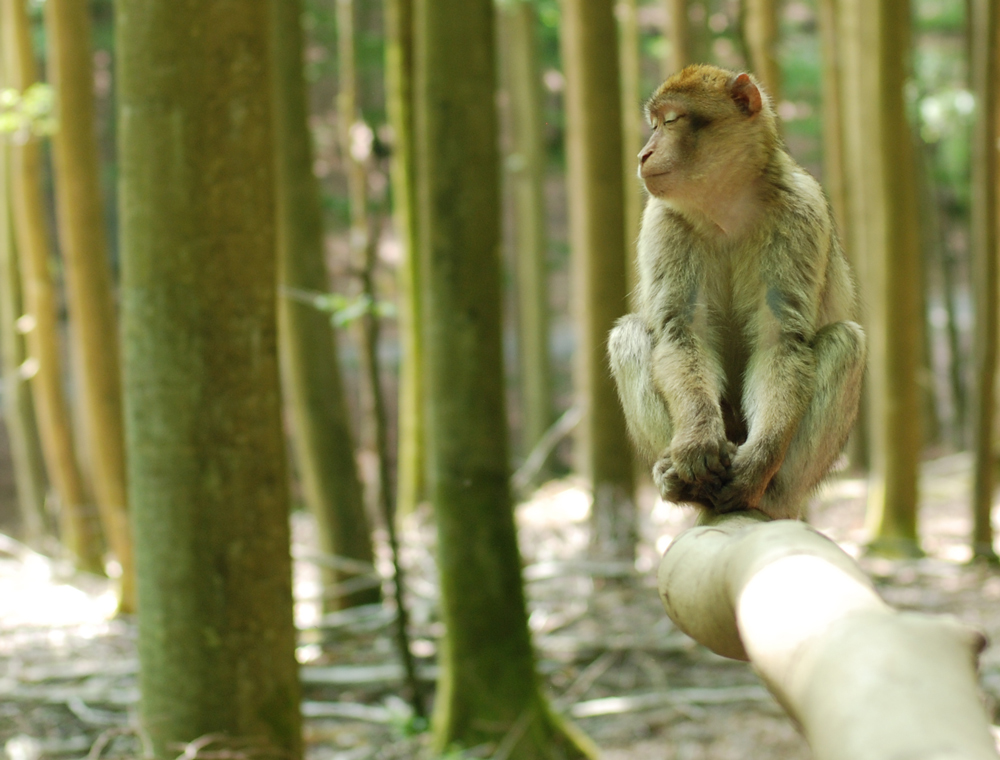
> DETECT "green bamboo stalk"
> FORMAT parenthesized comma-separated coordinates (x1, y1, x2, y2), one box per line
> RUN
(46, 0, 134, 609)
(1, 0, 103, 573)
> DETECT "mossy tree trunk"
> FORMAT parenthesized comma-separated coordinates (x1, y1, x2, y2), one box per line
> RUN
(45, 0, 135, 610)
(969, 0, 998, 561)
(385, 0, 425, 516)
(271, 0, 380, 609)
(414, 0, 598, 755)
(561, 0, 637, 562)
(117, 1, 302, 757)
(1, 0, 103, 573)
(0, 53, 47, 547)
(498, 0, 554, 459)
(744, 0, 782, 103)
(840, 0, 922, 555)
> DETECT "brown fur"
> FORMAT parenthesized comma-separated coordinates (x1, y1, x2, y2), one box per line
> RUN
(609, 65, 866, 520)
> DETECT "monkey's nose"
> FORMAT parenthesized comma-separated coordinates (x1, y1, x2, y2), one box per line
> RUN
(639, 148, 654, 165)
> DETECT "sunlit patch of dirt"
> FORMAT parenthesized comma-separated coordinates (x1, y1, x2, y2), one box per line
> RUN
(1, 454, 999, 760)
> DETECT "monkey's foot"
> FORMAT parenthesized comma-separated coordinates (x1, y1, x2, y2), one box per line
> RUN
(669, 436, 736, 484)
(714, 469, 765, 514)
(653, 455, 719, 509)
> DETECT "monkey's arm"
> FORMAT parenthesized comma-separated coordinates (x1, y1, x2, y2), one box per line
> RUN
(646, 287, 733, 487)
(632, 208, 735, 491)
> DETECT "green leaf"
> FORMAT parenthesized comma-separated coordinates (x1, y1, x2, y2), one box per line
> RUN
(331, 294, 372, 327)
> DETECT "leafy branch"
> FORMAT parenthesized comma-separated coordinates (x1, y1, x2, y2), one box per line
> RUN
(281, 286, 395, 327)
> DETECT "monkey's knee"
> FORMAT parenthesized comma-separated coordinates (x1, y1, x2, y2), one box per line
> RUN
(812, 320, 866, 426)
(814, 320, 866, 374)
(764, 321, 866, 517)
(608, 314, 673, 459)
(608, 315, 656, 412)
(609, 314, 653, 377)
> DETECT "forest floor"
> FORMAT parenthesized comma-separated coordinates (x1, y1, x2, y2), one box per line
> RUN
(1, 453, 1000, 760)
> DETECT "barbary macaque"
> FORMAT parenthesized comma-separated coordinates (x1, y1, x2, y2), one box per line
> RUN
(609, 65, 865, 520)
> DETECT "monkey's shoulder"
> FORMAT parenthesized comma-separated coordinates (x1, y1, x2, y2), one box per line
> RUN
(635, 202, 702, 272)
(763, 156, 834, 234)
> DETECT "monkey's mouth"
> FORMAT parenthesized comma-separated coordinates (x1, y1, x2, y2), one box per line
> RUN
(639, 172, 671, 190)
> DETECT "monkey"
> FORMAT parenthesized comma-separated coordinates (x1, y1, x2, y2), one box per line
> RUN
(608, 65, 866, 520)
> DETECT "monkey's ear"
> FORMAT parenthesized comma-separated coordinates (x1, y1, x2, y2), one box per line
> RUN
(729, 73, 762, 116)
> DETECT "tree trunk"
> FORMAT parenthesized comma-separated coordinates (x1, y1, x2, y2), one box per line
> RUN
(117, 1, 302, 757)
(915, 140, 942, 450)
(941, 216, 967, 449)
(743, 0, 782, 103)
(337, 0, 422, 717)
(46, 0, 135, 610)
(659, 513, 999, 760)
(618, 0, 643, 300)
(498, 0, 554, 460)
(414, 0, 598, 754)
(819, 0, 868, 470)
(817, 0, 847, 242)
(969, 0, 998, 561)
(842, 0, 922, 556)
(0, 72, 47, 548)
(1, 0, 103, 573)
(561, 0, 637, 562)
(929, 134, 967, 451)
(272, 0, 380, 610)
(662, 0, 691, 77)
(385, 0, 425, 516)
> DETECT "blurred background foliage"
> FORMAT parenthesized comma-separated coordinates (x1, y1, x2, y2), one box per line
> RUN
(28, 0, 972, 471)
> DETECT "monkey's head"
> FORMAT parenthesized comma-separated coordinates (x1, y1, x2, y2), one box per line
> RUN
(638, 65, 779, 210)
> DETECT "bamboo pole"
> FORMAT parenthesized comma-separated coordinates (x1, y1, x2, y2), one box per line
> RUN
(46, 0, 134, 608)
(384, 0, 425, 516)
(662, 0, 691, 78)
(498, 0, 554, 458)
(837, 0, 922, 555)
(969, 0, 998, 561)
(744, 0, 782, 103)
(561, 0, 637, 561)
(618, 0, 643, 300)
(0, 26, 48, 547)
(337, 0, 422, 717)
(1, 0, 103, 573)
(272, 0, 380, 610)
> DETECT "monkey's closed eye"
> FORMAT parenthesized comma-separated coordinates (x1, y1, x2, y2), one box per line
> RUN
(663, 113, 686, 125)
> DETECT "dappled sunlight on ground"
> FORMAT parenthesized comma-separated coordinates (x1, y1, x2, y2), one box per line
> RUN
(0, 538, 117, 632)
(517, 477, 592, 526)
